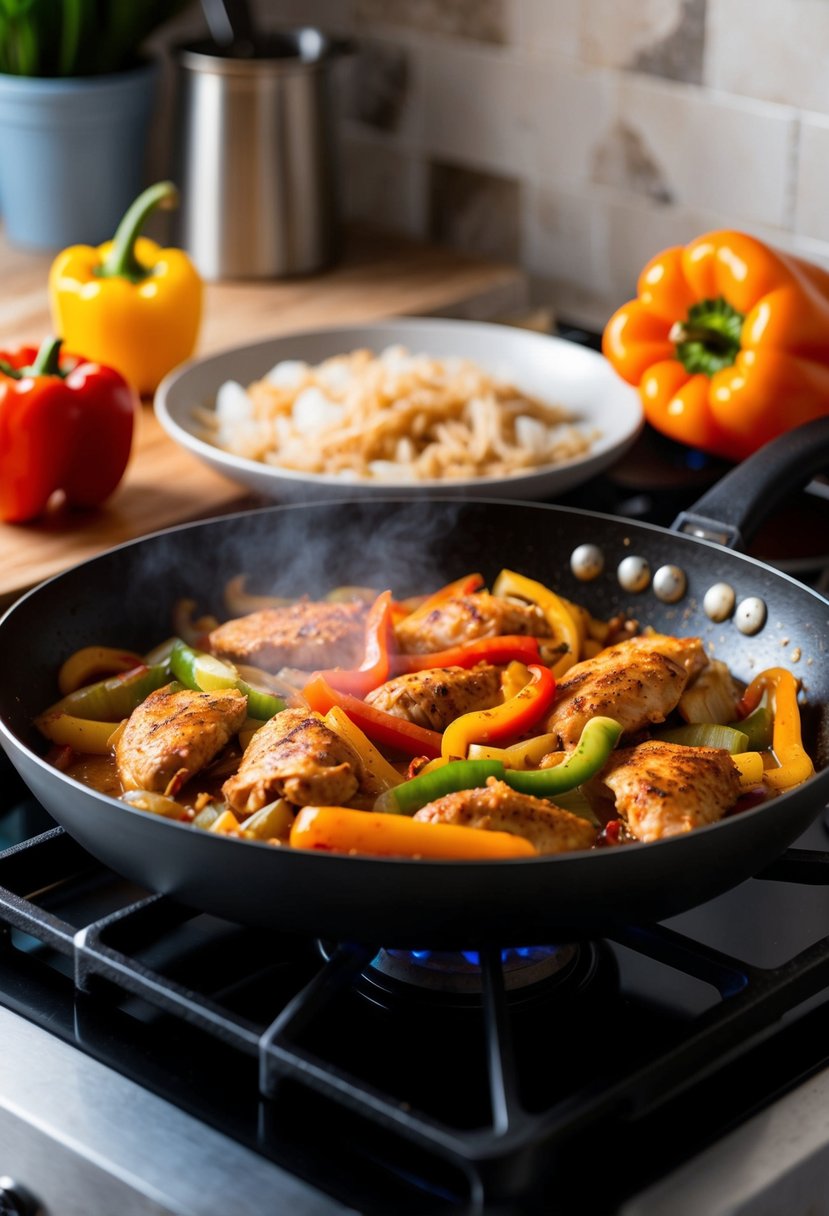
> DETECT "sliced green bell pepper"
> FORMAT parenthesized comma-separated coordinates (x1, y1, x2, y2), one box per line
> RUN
(170, 639, 286, 720)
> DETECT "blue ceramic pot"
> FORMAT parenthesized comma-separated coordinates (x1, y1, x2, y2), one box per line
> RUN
(0, 60, 158, 251)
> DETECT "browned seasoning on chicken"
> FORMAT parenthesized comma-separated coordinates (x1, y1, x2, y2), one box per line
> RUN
(413, 779, 597, 854)
(365, 664, 502, 732)
(208, 599, 368, 673)
(394, 592, 550, 654)
(546, 637, 694, 748)
(625, 632, 709, 681)
(223, 708, 363, 815)
(594, 739, 741, 843)
(116, 683, 248, 796)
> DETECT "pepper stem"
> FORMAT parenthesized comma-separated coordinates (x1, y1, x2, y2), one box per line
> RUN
(29, 336, 64, 376)
(96, 181, 180, 283)
(0, 336, 65, 381)
(670, 296, 744, 377)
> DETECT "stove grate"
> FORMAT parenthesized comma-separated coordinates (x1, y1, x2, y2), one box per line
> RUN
(4, 824, 829, 1211)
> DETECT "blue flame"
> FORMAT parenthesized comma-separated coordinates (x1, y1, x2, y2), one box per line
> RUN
(390, 946, 553, 968)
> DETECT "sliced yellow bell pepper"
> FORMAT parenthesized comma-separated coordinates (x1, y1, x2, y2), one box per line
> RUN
(738, 668, 814, 791)
(35, 711, 123, 755)
(468, 732, 561, 768)
(58, 645, 144, 696)
(731, 751, 765, 788)
(49, 182, 202, 397)
(324, 705, 404, 792)
(492, 569, 581, 677)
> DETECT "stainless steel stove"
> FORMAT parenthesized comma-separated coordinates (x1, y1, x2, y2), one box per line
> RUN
(5, 328, 829, 1216)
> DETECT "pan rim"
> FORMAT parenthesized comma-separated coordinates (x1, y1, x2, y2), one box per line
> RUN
(4, 493, 829, 632)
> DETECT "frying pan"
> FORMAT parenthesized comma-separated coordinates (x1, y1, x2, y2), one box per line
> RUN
(3, 419, 829, 949)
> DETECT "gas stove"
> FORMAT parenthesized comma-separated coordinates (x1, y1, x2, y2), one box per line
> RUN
(4, 329, 829, 1216)
(4, 759, 829, 1216)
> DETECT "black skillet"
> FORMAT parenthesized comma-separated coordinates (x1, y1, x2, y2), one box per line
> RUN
(2, 419, 829, 948)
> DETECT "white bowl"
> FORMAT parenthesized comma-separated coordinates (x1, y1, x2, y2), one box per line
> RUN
(155, 318, 643, 502)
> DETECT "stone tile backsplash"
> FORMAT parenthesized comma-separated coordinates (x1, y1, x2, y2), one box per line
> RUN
(250, 0, 829, 327)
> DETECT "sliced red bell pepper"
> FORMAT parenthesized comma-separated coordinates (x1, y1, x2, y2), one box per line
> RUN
(390, 634, 541, 675)
(313, 590, 394, 697)
(0, 336, 137, 522)
(441, 663, 557, 759)
(302, 673, 443, 758)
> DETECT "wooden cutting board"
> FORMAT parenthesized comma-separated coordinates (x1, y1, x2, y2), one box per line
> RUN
(0, 226, 528, 606)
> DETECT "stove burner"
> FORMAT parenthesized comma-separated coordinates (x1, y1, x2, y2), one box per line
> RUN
(370, 944, 577, 994)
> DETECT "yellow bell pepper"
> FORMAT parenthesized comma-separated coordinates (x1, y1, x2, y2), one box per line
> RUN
(57, 645, 144, 696)
(491, 569, 582, 677)
(48, 181, 202, 397)
(323, 705, 405, 792)
(35, 710, 123, 755)
(738, 668, 814, 791)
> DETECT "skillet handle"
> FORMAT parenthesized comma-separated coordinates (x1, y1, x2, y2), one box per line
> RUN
(672, 416, 829, 551)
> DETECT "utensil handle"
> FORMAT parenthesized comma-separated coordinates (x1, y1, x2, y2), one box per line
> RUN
(672, 416, 829, 550)
(201, 0, 258, 53)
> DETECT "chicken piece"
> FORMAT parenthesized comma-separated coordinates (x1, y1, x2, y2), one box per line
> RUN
(546, 638, 690, 748)
(365, 664, 502, 731)
(413, 779, 596, 854)
(625, 632, 709, 682)
(116, 683, 247, 796)
(595, 740, 741, 843)
(223, 708, 362, 814)
(395, 592, 549, 654)
(208, 599, 368, 673)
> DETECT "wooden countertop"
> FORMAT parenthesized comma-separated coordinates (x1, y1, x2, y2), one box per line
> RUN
(0, 226, 528, 605)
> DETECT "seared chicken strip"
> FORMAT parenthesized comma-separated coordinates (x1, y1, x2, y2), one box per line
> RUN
(414, 779, 596, 853)
(223, 708, 362, 815)
(365, 664, 502, 732)
(116, 683, 247, 795)
(546, 638, 692, 748)
(594, 740, 741, 843)
(395, 592, 549, 654)
(209, 599, 368, 673)
(625, 632, 709, 682)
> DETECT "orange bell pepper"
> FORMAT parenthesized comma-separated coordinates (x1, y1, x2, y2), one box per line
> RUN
(290, 805, 537, 858)
(396, 573, 484, 627)
(441, 663, 557, 759)
(602, 230, 829, 460)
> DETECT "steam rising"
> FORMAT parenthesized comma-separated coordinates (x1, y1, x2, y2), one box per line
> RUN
(132, 498, 492, 632)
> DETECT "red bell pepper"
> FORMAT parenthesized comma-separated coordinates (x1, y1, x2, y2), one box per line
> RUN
(302, 673, 443, 758)
(0, 336, 137, 523)
(390, 634, 542, 675)
(313, 590, 394, 697)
